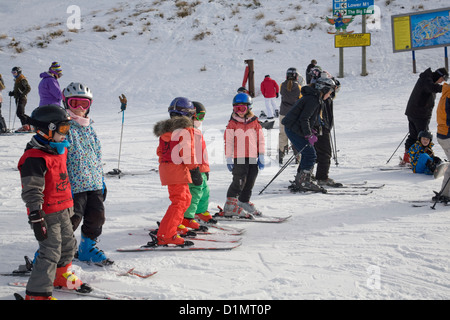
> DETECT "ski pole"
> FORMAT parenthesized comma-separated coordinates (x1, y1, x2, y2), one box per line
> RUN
(258, 143, 309, 195)
(386, 132, 408, 164)
(110, 94, 127, 176)
(8, 96, 11, 130)
(431, 174, 450, 210)
(331, 124, 339, 166)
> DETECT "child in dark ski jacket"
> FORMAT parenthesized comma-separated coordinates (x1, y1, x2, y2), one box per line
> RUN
(18, 104, 89, 300)
(408, 130, 442, 175)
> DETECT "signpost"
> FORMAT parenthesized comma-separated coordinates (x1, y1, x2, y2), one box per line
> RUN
(391, 7, 450, 72)
(331, 0, 374, 77)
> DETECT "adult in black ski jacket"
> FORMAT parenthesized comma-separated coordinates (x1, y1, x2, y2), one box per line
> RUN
(403, 67, 447, 159)
(282, 80, 336, 192)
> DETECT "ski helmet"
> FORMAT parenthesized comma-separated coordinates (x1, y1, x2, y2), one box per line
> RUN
(62, 82, 93, 115)
(418, 130, 433, 141)
(286, 67, 299, 81)
(168, 97, 195, 117)
(30, 104, 71, 140)
(11, 66, 22, 75)
(232, 93, 253, 106)
(315, 77, 336, 95)
(192, 101, 206, 121)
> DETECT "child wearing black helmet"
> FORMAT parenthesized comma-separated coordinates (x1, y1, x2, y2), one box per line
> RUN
(408, 130, 442, 175)
(18, 104, 90, 300)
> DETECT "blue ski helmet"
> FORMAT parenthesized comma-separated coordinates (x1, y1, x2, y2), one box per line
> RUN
(168, 97, 195, 117)
(232, 93, 253, 106)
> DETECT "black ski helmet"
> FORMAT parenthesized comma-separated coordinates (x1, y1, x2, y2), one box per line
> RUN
(315, 77, 336, 95)
(30, 104, 71, 140)
(11, 66, 22, 75)
(418, 130, 433, 141)
(286, 67, 299, 80)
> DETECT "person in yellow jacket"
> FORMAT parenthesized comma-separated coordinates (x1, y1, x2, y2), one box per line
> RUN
(435, 77, 450, 201)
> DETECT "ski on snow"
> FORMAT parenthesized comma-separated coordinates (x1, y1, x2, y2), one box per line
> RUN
(212, 206, 291, 223)
(105, 168, 158, 178)
(135, 229, 243, 243)
(117, 241, 242, 252)
(10, 281, 146, 300)
(266, 186, 373, 196)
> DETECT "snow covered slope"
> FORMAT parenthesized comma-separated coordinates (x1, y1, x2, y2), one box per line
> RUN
(0, 0, 449, 300)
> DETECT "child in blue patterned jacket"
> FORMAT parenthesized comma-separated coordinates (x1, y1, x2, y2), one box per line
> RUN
(408, 130, 442, 175)
(62, 82, 124, 265)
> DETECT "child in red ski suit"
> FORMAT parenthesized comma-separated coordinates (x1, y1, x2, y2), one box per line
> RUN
(153, 97, 202, 246)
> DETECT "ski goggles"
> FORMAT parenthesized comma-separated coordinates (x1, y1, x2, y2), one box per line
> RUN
(233, 104, 248, 113)
(48, 121, 71, 136)
(195, 111, 206, 121)
(67, 97, 91, 110)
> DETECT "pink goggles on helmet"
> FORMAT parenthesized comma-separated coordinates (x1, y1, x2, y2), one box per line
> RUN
(67, 97, 91, 110)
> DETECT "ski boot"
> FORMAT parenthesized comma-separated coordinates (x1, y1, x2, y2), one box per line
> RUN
(293, 170, 325, 193)
(177, 224, 197, 237)
(152, 233, 194, 247)
(221, 197, 249, 217)
(399, 151, 410, 167)
(237, 200, 262, 216)
(77, 233, 113, 265)
(195, 211, 217, 224)
(317, 178, 343, 188)
(53, 262, 92, 293)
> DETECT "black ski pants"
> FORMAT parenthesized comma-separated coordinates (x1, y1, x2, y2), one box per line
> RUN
(226, 158, 259, 203)
(314, 131, 332, 181)
(405, 116, 430, 151)
(71, 190, 105, 240)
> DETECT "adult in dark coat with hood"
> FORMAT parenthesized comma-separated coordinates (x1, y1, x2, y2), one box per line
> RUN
(282, 77, 336, 192)
(402, 67, 448, 164)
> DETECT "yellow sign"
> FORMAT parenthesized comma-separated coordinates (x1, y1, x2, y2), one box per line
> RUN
(392, 16, 412, 51)
(334, 33, 371, 48)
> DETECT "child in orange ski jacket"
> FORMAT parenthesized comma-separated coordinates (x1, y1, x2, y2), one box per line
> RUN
(152, 97, 202, 246)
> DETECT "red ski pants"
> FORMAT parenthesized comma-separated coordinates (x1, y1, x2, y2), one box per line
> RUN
(157, 184, 192, 239)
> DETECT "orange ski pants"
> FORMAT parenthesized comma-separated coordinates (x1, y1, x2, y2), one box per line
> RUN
(157, 184, 192, 239)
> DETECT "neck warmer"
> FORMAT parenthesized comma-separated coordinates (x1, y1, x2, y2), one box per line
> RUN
(49, 140, 71, 155)
(67, 109, 90, 127)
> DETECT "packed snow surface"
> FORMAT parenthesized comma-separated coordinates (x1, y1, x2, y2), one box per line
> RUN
(0, 0, 449, 300)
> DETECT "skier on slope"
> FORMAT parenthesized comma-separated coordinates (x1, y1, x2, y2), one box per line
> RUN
(38, 62, 63, 106)
(18, 104, 90, 300)
(435, 78, 450, 202)
(62, 82, 113, 265)
(9, 66, 31, 132)
(407, 130, 442, 175)
(152, 97, 201, 246)
(278, 67, 303, 165)
(260, 75, 280, 119)
(282, 76, 337, 192)
(186, 101, 217, 224)
(308, 67, 342, 187)
(223, 92, 265, 216)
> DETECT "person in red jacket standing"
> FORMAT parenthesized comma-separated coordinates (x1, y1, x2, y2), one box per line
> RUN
(260, 75, 279, 119)
(151, 97, 202, 247)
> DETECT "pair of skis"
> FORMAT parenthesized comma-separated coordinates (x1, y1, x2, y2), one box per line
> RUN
(267, 181, 384, 195)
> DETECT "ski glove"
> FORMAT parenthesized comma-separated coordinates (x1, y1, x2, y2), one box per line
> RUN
(190, 167, 203, 186)
(305, 134, 318, 146)
(257, 155, 265, 170)
(28, 210, 48, 242)
(119, 94, 127, 112)
(226, 158, 234, 172)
